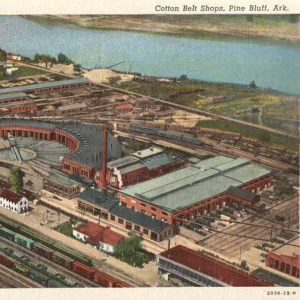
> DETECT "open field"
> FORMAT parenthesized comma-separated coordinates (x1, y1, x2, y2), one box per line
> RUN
(23, 15, 300, 44)
(119, 78, 300, 139)
(197, 119, 299, 152)
(0, 66, 47, 81)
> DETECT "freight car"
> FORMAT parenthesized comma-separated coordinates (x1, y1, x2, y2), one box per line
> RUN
(0, 253, 14, 268)
(72, 261, 95, 280)
(0, 226, 16, 241)
(130, 123, 202, 146)
(0, 217, 130, 287)
(0, 216, 92, 266)
(32, 242, 53, 259)
(27, 267, 67, 288)
(14, 233, 34, 250)
(51, 251, 73, 269)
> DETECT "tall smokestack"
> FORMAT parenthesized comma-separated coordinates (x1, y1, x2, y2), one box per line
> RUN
(100, 127, 108, 190)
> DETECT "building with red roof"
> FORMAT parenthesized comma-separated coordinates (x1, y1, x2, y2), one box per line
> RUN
(0, 188, 28, 213)
(266, 237, 300, 279)
(157, 245, 272, 287)
(115, 103, 134, 113)
(73, 221, 124, 253)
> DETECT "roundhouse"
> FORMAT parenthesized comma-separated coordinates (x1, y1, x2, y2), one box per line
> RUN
(0, 119, 122, 179)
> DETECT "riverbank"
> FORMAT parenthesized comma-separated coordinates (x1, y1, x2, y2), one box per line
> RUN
(23, 15, 300, 45)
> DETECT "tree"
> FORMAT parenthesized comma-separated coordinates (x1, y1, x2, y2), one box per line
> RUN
(114, 233, 145, 267)
(73, 64, 81, 72)
(57, 53, 73, 65)
(8, 166, 24, 193)
(249, 80, 257, 89)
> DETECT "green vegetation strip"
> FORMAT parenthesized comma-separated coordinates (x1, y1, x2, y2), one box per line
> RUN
(197, 119, 298, 152)
(55, 219, 77, 237)
(113, 233, 155, 268)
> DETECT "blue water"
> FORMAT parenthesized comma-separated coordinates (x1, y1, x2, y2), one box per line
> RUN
(0, 16, 299, 95)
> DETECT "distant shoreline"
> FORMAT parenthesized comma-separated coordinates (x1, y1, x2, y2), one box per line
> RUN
(22, 15, 300, 47)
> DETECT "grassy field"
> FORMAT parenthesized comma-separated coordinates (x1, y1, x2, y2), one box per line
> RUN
(198, 119, 298, 151)
(119, 78, 298, 134)
(55, 219, 77, 236)
(23, 15, 300, 44)
(0, 66, 47, 81)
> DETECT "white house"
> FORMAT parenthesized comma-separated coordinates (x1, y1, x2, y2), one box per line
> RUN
(72, 221, 124, 254)
(0, 189, 28, 213)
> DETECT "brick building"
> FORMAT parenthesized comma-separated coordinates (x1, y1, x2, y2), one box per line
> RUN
(99, 147, 184, 189)
(0, 119, 122, 179)
(0, 93, 28, 105)
(266, 237, 300, 279)
(42, 172, 81, 199)
(57, 103, 87, 116)
(117, 156, 272, 225)
(157, 245, 272, 286)
(115, 103, 134, 114)
(0, 77, 89, 95)
(77, 188, 175, 242)
(8, 103, 37, 114)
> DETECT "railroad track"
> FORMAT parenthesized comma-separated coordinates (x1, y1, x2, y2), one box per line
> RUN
(0, 236, 99, 287)
(199, 196, 299, 258)
(0, 263, 42, 288)
(199, 136, 298, 172)
(15, 61, 299, 142)
(117, 129, 298, 172)
(91, 259, 149, 287)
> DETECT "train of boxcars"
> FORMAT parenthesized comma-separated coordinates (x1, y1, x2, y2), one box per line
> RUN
(130, 123, 202, 145)
(0, 216, 130, 288)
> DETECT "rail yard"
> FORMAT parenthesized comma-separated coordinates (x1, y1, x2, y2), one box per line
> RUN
(0, 59, 298, 289)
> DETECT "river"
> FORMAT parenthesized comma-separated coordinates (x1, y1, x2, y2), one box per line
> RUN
(0, 16, 299, 95)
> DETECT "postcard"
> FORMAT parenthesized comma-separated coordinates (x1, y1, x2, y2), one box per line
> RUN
(0, 1, 299, 299)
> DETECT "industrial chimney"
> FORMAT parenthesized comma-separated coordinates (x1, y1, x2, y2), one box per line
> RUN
(99, 127, 108, 190)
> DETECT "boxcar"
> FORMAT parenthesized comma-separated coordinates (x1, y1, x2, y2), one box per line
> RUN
(47, 278, 67, 288)
(72, 261, 95, 280)
(51, 251, 73, 270)
(0, 226, 16, 241)
(28, 268, 50, 286)
(0, 241, 8, 253)
(14, 233, 35, 250)
(93, 271, 110, 287)
(0, 253, 14, 268)
(32, 243, 53, 260)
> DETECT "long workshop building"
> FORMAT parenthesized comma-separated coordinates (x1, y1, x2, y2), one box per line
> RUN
(100, 147, 185, 189)
(77, 188, 175, 242)
(157, 245, 272, 286)
(117, 156, 272, 225)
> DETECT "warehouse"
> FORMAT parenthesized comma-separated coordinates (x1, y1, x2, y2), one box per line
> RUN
(77, 188, 175, 242)
(0, 77, 89, 95)
(8, 103, 37, 113)
(0, 92, 28, 104)
(57, 103, 87, 116)
(117, 156, 272, 225)
(157, 245, 271, 286)
(266, 237, 300, 279)
(42, 173, 82, 199)
(0, 119, 122, 179)
(100, 147, 185, 188)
